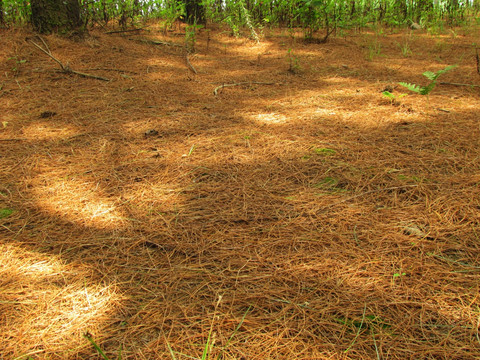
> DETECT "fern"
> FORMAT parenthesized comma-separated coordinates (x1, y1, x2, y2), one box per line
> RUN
(399, 65, 457, 96)
(398, 82, 423, 94)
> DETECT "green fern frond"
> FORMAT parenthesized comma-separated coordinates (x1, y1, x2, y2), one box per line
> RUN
(420, 82, 435, 95)
(399, 65, 457, 97)
(423, 65, 457, 81)
(422, 71, 437, 81)
(398, 82, 423, 94)
(436, 64, 457, 75)
(382, 91, 394, 99)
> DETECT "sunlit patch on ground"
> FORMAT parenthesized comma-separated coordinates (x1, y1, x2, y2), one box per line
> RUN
(32, 177, 128, 229)
(251, 112, 288, 124)
(20, 122, 79, 141)
(0, 243, 122, 359)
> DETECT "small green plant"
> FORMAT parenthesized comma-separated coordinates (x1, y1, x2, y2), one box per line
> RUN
(397, 39, 412, 57)
(225, 15, 240, 37)
(366, 37, 382, 61)
(0, 208, 13, 218)
(314, 176, 338, 188)
(166, 303, 251, 360)
(287, 48, 301, 73)
(392, 271, 407, 286)
(312, 147, 336, 156)
(313, 176, 347, 194)
(84, 332, 122, 360)
(382, 91, 407, 105)
(162, 1, 184, 34)
(8, 56, 27, 73)
(399, 65, 457, 102)
(185, 23, 203, 53)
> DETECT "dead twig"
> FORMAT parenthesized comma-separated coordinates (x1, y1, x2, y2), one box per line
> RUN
(213, 81, 276, 95)
(106, 27, 147, 34)
(133, 38, 183, 47)
(88, 67, 138, 74)
(476, 48, 479, 75)
(440, 82, 480, 88)
(27, 37, 110, 81)
(186, 54, 197, 74)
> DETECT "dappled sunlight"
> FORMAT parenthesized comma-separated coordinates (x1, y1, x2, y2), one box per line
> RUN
(21, 122, 79, 141)
(250, 112, 288, 124)
(1, 21, 480, 359)
(0, 243, 122, 358)
(0, 242, 64, 277)
(32, 177, 127, 229)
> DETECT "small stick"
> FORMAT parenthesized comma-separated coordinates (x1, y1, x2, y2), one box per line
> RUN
(28, 37, 110, 81)
(88, 67, 138, 74)
(28, 38, 65, 70)
(213, 81, 275, 95)
(186, 54, 197, 74)
(440, 82, 480, 88)
(106, 27, 147, 34)
(133, 38, 183, 47)
(476, 48, 479, 75)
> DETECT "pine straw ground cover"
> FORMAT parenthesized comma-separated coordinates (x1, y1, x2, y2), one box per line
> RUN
(0, 22, 480, 360)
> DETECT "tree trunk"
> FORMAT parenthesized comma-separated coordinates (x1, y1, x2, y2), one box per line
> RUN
(0, 0, 4, 25)
(31, 0, 81, 33)
(184, 0, 205, 25)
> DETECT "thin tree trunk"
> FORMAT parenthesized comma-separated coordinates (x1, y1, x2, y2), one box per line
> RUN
(0, 0, 4, 25)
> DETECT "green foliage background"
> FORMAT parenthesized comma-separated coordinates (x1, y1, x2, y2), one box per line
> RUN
(1, 0, 480, 32)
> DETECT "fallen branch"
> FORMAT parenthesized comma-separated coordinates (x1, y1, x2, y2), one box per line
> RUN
(440, 82, 480, 88)
(186, 54, 197, 74)
(213, 81, 275, 95)
(476, 48, 479, 75)
(106, 27, 147, 34)
(133, 38, 183, 47)
(27, 37, 110, 81)
(88, 67, 138, 74)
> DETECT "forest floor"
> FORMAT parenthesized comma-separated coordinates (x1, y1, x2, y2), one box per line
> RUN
(1, 22, 480, 360)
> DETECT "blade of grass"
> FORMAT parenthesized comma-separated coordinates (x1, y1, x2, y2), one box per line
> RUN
(344, 303, 367, 353)
(371, 327, 380, 360)
(201, 331, 212, 360)
(165, 339, 178, 360)
(84, 332, 111, 360)
(217, 305, 252, 359)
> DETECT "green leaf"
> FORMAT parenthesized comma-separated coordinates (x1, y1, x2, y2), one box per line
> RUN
(313, 147, 336, 156)
(314, 177, 338, 188)
(437, 64, 457, 75)
(398, 82, 423, 94)
(422, 71, 438, 81)
(0, 208, 13, 218)
(382, 91, 394, 99)
(84, 333, 111, 360)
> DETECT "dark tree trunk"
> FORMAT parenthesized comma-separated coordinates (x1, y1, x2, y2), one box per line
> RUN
(31, 0, 82, 33)
(0, 0, 4, 25)
(184, 0, 205, 25)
